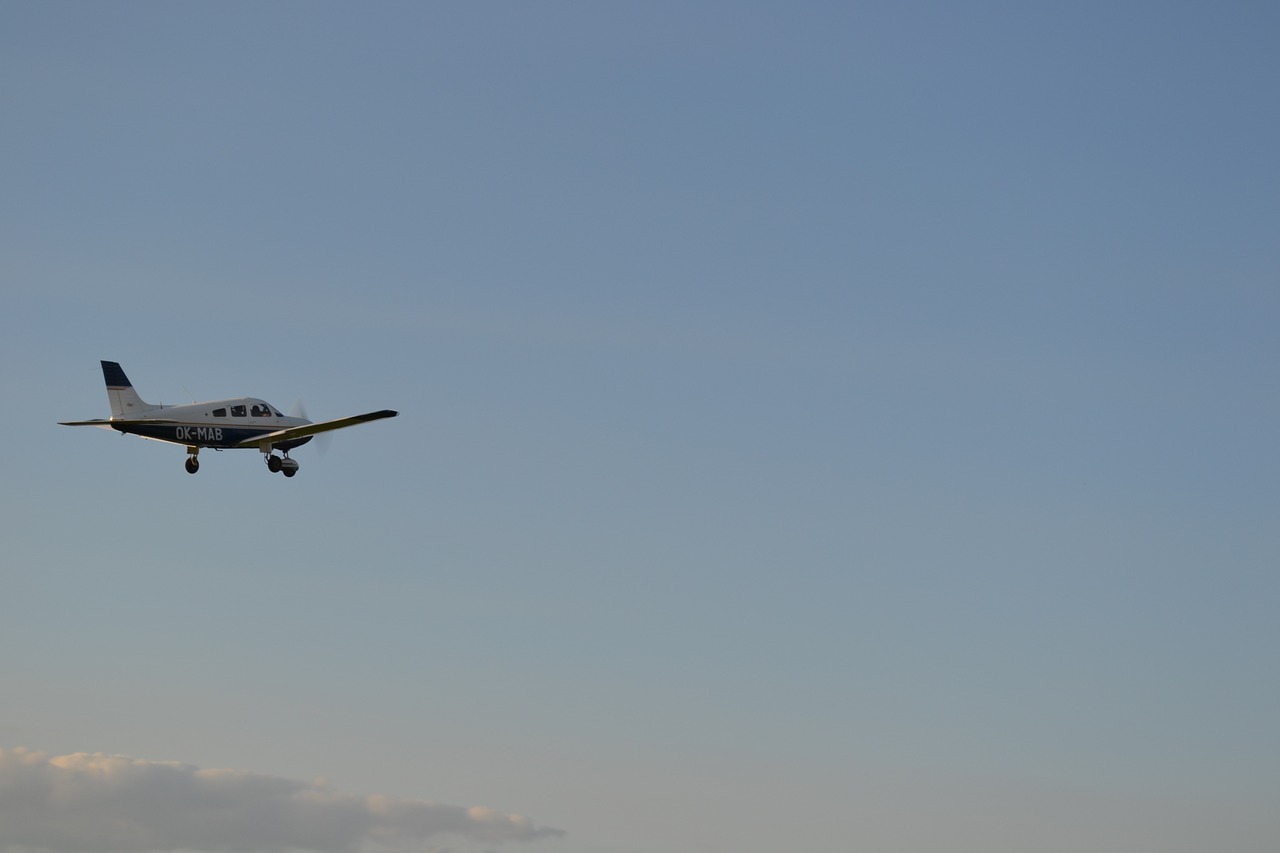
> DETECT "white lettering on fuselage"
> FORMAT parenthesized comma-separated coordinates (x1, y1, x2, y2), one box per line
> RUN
(175, 426, 224, 442)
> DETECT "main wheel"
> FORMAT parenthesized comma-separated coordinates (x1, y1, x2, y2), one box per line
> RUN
(267, 455, 283, 473)
(282, 467, 297, 477)
(185, 456, 199, 474)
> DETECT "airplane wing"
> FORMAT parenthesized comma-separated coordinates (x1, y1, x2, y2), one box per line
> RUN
(236, 409, 398, 449)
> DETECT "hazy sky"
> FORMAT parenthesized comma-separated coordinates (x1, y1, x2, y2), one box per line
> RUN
(3, 3, 1279, 852)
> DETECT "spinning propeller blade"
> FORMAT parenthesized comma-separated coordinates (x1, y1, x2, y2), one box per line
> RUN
(291, 399, 332, 456)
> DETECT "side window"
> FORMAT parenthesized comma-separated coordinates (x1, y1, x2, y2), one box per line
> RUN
(230, 404, 247, 417)
(212, 408, 227, 418)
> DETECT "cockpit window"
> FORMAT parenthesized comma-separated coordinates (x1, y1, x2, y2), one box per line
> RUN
(250, 404, 269, 417)
(271, 408, 284, 417)
(230, 404, 247, 417)
(212, 408, 227, 418)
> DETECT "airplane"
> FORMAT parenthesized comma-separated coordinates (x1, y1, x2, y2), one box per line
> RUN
(59, 361, 397, 477)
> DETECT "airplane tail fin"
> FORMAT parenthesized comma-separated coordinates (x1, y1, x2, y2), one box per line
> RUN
(101, 361, 155, 418)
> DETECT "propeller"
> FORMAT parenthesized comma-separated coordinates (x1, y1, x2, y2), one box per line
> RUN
(290, 399, 332, 456)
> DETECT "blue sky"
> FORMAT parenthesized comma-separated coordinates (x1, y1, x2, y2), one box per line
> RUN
(2, 3, 1279, 852)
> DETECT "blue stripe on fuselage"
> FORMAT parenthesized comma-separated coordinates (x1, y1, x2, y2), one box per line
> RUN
(112, 422, 312, 450)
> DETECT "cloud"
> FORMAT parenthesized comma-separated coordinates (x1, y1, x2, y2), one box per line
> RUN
(0, 748, 564, 853)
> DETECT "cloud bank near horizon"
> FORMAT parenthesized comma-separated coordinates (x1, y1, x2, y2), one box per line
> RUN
(0, 748, 563, 853)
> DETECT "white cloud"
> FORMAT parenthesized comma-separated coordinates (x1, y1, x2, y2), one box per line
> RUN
(0, 748, 563, 853)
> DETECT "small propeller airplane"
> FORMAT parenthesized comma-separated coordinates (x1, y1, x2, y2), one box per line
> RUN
(60, 361, 397, 477)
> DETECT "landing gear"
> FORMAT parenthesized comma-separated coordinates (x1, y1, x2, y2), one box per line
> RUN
(185, 447, 200, 474)
(265, 452, 299, 478)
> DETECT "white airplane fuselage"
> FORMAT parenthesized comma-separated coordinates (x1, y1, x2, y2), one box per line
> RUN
(116, 398, 313, 451)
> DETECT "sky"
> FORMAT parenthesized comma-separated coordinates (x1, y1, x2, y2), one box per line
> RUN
(2, 2, 1279, 851)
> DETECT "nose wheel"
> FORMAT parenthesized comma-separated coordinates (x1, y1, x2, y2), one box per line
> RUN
(265, 452, 299, 477)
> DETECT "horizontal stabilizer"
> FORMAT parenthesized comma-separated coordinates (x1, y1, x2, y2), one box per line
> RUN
(59, 418, 180, 426)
